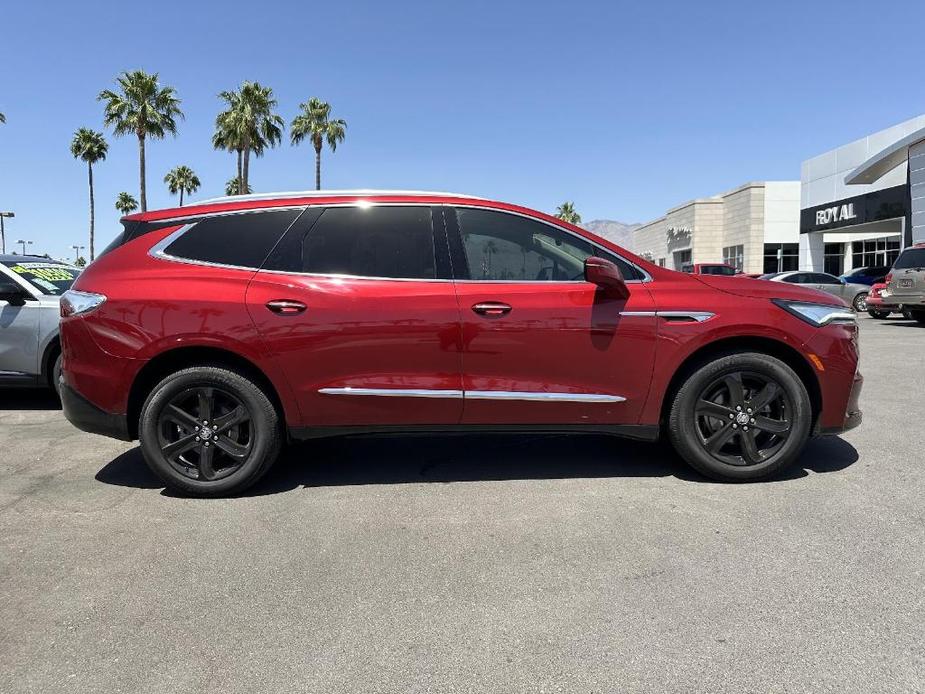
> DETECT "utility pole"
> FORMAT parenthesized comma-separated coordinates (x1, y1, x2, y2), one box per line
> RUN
(0, 212, 14, 254)
(16, 239, 33, 255)
(71, 245, 85, 264)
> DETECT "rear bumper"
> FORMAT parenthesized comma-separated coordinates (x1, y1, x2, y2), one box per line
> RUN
(60, 382, 132, 441)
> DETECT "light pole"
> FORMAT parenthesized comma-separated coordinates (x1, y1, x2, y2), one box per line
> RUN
(16, 239, 33, 255)
(0, 212, 14, 254)
(71, 245, 85, 264)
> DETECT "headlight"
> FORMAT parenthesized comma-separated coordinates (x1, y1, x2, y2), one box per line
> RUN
(60, 290, 106, 317)
(772, 299, 856, 327)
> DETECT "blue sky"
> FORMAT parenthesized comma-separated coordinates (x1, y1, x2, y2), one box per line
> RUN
(1, 0, 924, 260)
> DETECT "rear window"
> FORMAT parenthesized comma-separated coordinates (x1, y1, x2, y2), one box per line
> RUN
(1, 261, 80, 295)
(163, 209, 302, 268)
(893, 248, 925, 270)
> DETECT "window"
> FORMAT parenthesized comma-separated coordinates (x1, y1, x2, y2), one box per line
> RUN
(454, 208, 642, 281)
(163, 209, 302, 269)
(1, 261, 80, 295)
(824, 243, 844, 276)
(811, 273, 841, 285)
(673, 249, 692, 271)
(302, 206, 436, 279)
(894, 248, 925, 270)
(658, 258, 666, 267)
(763, 243, 798, 274)
(722, 245, 744, 271)
(851, 237, 901, 269)
(782, 273, 809, 283)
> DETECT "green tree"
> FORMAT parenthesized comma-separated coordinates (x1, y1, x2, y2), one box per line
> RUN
(74, 256, 87, 268)
(290, 98, 347, 190)
(213, 82, 282, 194)
(98, 70, 183, 212)
(555, 201, 581, 225)
(115, 191, 138, 215)
(164, 165, 201, 206)
(70, 128, 108, 261)
(225, 178, 253, 196)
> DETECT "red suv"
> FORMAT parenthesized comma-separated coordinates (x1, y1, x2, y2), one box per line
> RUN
(60, 191, 862, 495)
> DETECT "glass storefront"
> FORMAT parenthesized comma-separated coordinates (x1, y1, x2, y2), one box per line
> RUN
(763, 243, 799, 274)
(722, 244, 744, 271)
(851, 237, 901, 268)
(824, 243, 844, 276)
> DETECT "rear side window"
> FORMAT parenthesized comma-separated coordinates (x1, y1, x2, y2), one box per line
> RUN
(894, 248, 925, 270)
(163, 209, 302, 268)
(301, 206, 436, 279)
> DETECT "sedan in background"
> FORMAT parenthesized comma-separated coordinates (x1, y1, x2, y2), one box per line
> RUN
(757, 271, 870, 312)
(0, 255, 81, 393)
(840, 265, 892, 287)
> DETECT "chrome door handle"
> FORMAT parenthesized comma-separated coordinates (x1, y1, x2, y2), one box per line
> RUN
(472, 302, 512, 317)
(266, 299, 307, 315)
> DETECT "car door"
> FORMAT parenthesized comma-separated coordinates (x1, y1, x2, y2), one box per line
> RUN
(246, 204, 464, 429)
(810, 273, 847, 300)
(446, 205, 658, 426)
(0, 269, 41, 379)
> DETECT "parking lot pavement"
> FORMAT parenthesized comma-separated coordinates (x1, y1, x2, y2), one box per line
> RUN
(0, 315, 923, 694)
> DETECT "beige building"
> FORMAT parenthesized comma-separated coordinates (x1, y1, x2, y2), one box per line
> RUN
(633, 181, 801, 274)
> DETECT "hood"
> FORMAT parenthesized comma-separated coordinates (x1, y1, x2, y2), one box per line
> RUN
(692, 275, 849, 307)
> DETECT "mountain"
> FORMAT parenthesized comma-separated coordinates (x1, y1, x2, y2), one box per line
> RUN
(582, 219, 640, 251)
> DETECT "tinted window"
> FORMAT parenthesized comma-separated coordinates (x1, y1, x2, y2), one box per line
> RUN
(811, 273, 840, 284)
(702, 265, 736, 276)
(782, 273, 808, 283)
(163, 209, 302, 268)
(1, 261, 80, 295)
(894, 248, 925, 269)
(455, 208, 642, 281)
(302, 206, 435, 279)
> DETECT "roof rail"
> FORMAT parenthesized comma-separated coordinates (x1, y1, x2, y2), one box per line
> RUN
(193, 189, 487, 206)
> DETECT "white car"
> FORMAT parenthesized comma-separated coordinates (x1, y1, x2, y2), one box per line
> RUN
(0, 255, 81, 392)
(757, 271, 870, 312)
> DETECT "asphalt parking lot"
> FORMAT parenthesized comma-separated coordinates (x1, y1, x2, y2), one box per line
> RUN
(1, 315, 923, 694)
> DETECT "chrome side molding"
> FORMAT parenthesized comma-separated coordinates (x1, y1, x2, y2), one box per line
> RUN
(319, 387, 464, 399)
(318, 387, 625, 403)
(619, 310, 715, 323)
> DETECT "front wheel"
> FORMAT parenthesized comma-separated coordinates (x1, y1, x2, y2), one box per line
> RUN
(852, 293, 868, 312)
(667, 353, 812, 481)
(139, 366, 282, 496)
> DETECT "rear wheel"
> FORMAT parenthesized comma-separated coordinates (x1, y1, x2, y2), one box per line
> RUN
(867, 309, 891, 319)
(852, 293, 868, 312)
(667, 353, 812, 481)
(139, 366, 282, 496)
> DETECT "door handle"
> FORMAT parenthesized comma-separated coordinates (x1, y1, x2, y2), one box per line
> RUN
(472, 301, 512, 317)
(266, 299, 307, 315)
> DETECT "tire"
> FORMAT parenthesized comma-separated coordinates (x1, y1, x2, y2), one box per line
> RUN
(852, 292, 868, 312)
(902, 307, 913, 320)
(867, 309, 891, 319)
(51, 352, 62, 396)
(139, 366, 282, 497)
(667, 352, 812, 482)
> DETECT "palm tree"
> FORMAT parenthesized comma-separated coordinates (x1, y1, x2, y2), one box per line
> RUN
(70, 128, 108, 261)
(98, 70, 183, 212)
(213, 82, 282, 194)
(225, 178, 253, 196)
(555, 201, 581, 225)
(290, 98, 347, 190)
(0, 112, 5, 124)
(115, 192, 138, 215)
(164, 165, 201, 206)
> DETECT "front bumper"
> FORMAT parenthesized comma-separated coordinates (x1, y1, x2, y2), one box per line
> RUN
(60, 381, 132, 441)
(819, 371, 863, 435)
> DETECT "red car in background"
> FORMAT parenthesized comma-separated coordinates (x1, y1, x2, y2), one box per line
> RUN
(681, 263, 742, 276)
(59, 191, 862, 496)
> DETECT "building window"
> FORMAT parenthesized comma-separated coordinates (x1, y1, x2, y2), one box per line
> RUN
(763, 243, 799, 274)
(851, 237, 902, 269)
(824, 243, 844, 276)
(673, 249, 691, 270)
(658, 258, 666, 267)
(722, 245, 745, 271)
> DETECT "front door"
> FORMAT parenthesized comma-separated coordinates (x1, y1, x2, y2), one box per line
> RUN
(246, 204, 463, 428)
(0, 271, 40, 377)
(446, 206, 658, 426)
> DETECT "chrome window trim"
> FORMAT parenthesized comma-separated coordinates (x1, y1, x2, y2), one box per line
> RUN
(318, 387, 626, 403)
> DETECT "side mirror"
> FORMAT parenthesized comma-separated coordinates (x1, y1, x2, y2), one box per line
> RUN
(0, 290, 27, 307)
(584, 256, 630, 299)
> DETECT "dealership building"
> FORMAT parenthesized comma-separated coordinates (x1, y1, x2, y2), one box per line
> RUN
(799, 114, 925, 274)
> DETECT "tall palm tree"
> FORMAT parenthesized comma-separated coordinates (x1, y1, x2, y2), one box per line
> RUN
(555, 201, 581, 225)
(115, 192, 138, 215)
(225, 178, 253, 196)
(164, 165, 201, 206)
(98, 70, 183, 212)
(290, 98, 347, 190)
(213, 82, 282, 194)
(70, 128, 108, 261)
(0, 112, 5, 124)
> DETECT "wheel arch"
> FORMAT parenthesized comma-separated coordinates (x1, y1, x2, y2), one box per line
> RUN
(41, 333, 61, 388)
(126, 346, 287, 439)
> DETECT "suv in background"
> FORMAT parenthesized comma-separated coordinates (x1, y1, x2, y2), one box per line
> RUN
(882, 244, 925, 323)
(60, 191, 862, 496)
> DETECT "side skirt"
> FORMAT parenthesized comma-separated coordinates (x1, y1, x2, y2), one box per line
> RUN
(289, 424, 660, 443)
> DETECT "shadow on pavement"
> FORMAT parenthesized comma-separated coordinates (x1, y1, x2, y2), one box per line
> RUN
(95, 433, 860, 497)
(0, 388, 61, 411)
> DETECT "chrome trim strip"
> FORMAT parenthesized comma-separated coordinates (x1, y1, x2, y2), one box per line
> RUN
(619, 311, 658, 317)
(319, 387, 464, 399)
(465, 390, 626, 403)
(619, 310, 715, 322)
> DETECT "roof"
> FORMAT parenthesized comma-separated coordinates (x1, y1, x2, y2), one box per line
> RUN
(845, 125, 925, 185)
(193, 189, 487, 206)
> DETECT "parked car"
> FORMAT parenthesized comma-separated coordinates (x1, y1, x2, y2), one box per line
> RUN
(839, 265, 892, 286)
(865, 283, 894, 319)
(757, 271, 870, 312)
(60, 191, 862, 496)
(880, 244, 925, 323)
(0, 255, 81, 393)
(681, 263, 741, 276)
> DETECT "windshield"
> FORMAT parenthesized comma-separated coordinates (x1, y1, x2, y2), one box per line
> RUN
(2, 261, 81, 295)
(893, 249, 925, 270)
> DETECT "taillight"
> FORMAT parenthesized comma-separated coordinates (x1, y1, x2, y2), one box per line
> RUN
(60, 290, 106, 317)
(870, 286, 881, 298)
(885, 272, 893, 284)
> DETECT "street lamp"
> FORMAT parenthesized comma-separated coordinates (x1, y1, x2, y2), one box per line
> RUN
(71, 245, 85, 264)
(0, 212, 14, 254)
(16, 239, 33, 255)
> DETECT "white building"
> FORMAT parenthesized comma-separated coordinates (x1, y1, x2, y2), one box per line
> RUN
(633, 182, 801, 274)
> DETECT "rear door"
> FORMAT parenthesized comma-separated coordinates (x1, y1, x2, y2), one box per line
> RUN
(246, 204, 464, 428)
(889, 247, 925, 301)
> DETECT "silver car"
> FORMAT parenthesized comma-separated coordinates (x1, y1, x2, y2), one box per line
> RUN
(0, 255, 81, 392)
(757, 271, 870, 312)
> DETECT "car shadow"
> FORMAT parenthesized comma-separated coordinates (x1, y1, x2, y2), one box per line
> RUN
(95, 433, 860, 497)
(0, 388, 61, 411)
(882, 320, 924, 328)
